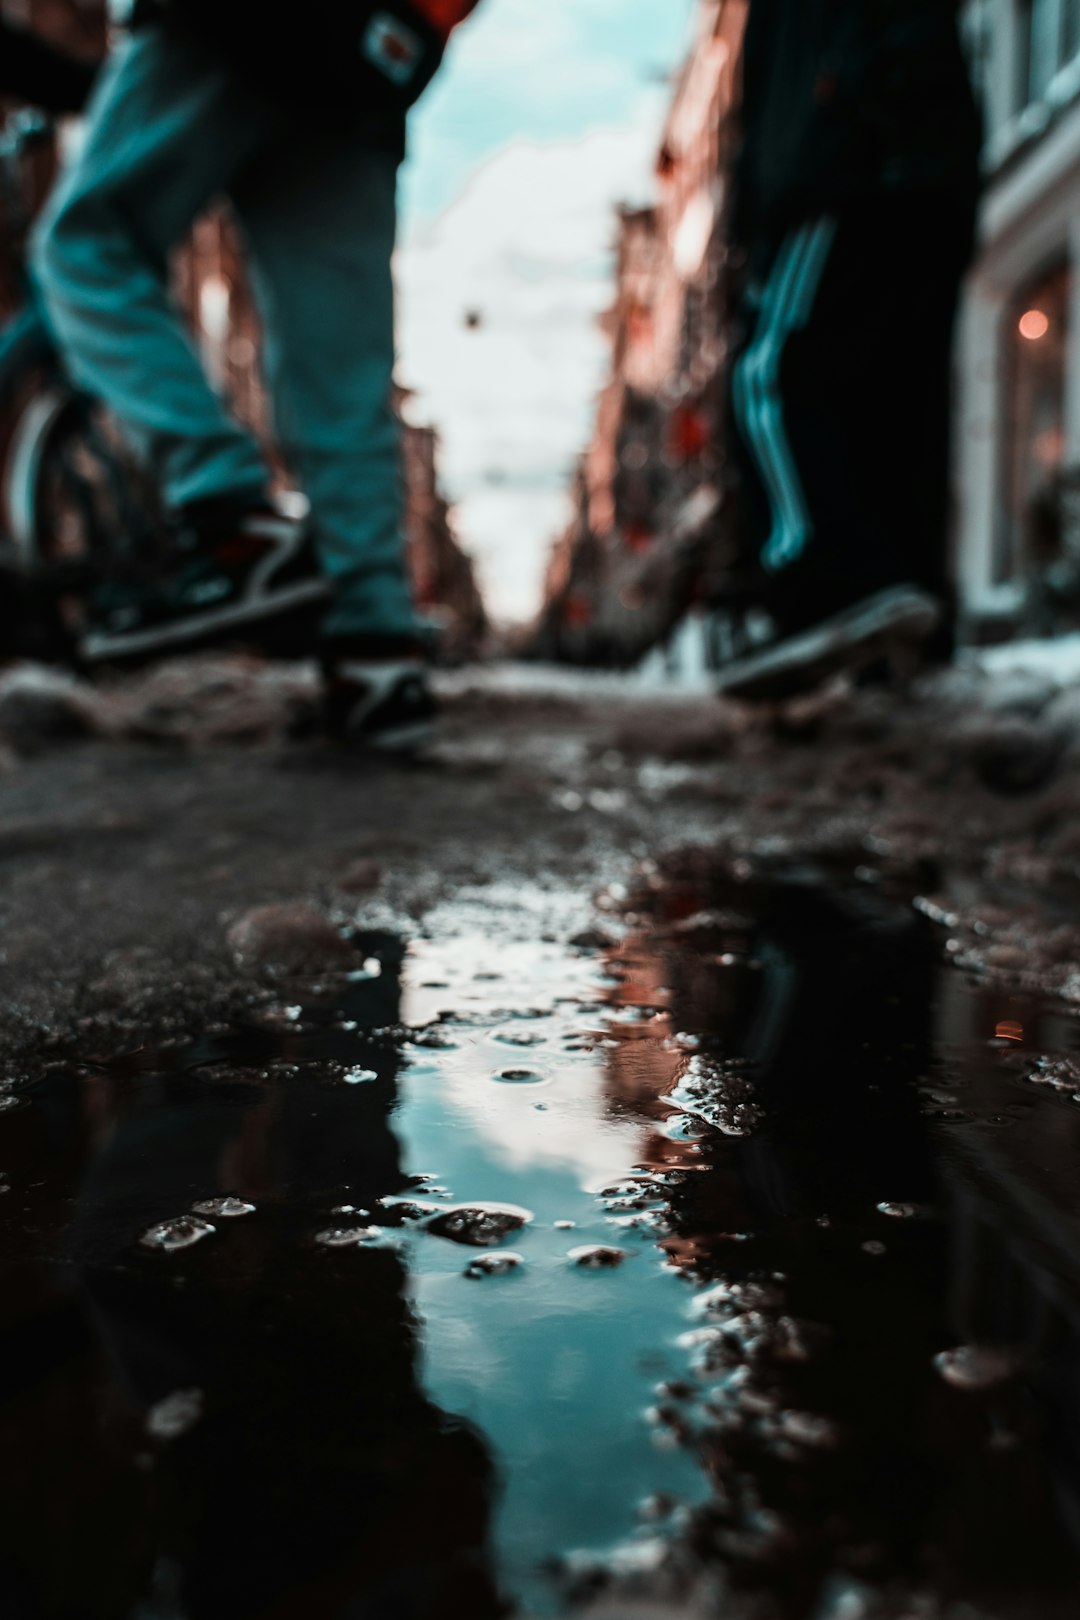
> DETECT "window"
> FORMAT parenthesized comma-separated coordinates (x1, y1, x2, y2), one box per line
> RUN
(1024, 0, 1062, 105)
(1018, 0, 1080, 111)
(1001, 261, 1071, 581)
(1065, 0, 1080, 61)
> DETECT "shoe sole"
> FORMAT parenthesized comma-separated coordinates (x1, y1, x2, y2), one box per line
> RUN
(716, 586, 942, 704)
(350, 717, 437, 754)
(81, 577, 329, 662)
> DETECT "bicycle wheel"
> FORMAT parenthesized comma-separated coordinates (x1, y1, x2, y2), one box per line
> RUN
(0, 327, 163, 638)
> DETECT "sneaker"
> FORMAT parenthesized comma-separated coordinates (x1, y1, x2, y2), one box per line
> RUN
(322, 658, 438, 753)
(80, 499, 328, 663)
(715, 583, 942, 704)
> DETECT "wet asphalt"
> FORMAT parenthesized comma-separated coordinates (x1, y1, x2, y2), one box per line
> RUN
(1, 660, 1080, 1618)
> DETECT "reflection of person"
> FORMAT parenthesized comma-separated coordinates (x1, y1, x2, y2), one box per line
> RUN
(720, 0, 982, 702)
(32, 2, 480, 750)
(654, 872, 1080, 1608)
(42, 943, 502, 1619)
(0, 17, 100, 111)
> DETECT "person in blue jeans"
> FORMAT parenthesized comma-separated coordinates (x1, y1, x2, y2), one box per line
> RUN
(33, 2, 479, 749)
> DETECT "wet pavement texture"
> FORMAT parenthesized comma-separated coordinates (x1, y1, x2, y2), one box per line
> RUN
(4, 660, 1080, 1616)
(4, 855, 1080, 1618)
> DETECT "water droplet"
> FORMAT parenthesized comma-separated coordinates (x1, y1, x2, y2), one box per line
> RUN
(425, 1201, 534, 1248)
(146, 1388, 204, 1441)
(141, 1216, 216, 1253)
(191, 1197, 255, 1219)
(933, 1344, 1021, 1391)
(491, 1067, 546, 1085)
(662, 1113, 707, 1143)
(491, 1029, 547, 1047)
(568, 1244, 628, 1269)
(464, 1252, 524, 1278)
(378, 1196, 439, 1222)
(876, 1201, 924, 1219)
(343, 1068, 377, 1085)
(314, 1226, 384, 1248)
(777, 1410, 838, 1449)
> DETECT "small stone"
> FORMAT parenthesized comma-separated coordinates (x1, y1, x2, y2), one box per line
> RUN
(226, 902, 356, 975)
(140, 1216, 216, 1253)
(876, 1202, 924, 1220)
(146, 1388, 204, 1442)
(191, 1197, 255, 1219)
(568, 1244, 628, 1269)
(315, 1226, 383, 1248)
(933, 1344, 1021, 1391)
(464, 1252, 524, 1279)
(337, 858, 382, 895)
(425, 1202, 533, 1248)
(0, 666, 104, 755)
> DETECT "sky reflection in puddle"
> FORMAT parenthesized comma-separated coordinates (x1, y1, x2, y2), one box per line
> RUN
(2, 870, 1080, 1616)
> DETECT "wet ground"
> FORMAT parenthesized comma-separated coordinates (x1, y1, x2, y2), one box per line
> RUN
(3, 656, 1080, 1618)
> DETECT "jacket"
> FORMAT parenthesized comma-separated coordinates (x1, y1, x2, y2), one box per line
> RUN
(732, 0, 982, 244)
(135, 0, 480, 148)
(0, 18, 99, 113)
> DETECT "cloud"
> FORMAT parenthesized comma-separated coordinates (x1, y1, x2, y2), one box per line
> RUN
(397, 112, 667, 623)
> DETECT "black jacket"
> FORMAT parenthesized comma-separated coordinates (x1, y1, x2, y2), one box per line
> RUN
(732, 0, 982, 243)
(133, 0, 456, 154)
(0, 18, 99, 113)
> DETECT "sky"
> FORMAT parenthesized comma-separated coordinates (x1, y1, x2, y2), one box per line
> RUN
(395, 0, 697, 625)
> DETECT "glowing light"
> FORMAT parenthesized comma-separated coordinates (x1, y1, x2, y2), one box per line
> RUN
(1019, 309, 1050, 341)
(995, 1020, 1024, 1042)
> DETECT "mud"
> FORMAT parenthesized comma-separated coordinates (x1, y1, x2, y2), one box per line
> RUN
(1, 654, 1080, 1617)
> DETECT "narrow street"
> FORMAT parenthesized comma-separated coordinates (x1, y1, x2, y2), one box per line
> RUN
(1, 654, 1080, 1618)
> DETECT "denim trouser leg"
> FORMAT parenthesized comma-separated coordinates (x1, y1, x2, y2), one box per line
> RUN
(33, 30, 270, 509)
(235, 135, 416, 640)
(33, 26, 417, 641)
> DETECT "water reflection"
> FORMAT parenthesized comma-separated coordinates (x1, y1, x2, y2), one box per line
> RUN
(0, 940, 501, 1620)
(2, 880, 1080, 1617)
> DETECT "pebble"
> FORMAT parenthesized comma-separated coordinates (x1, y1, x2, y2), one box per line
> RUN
(424, 1201, 534, 1248)
(568, 1244, 628, 1269)
(146, 1388, 204, 1442)
(933, 1344, 1021, 1391)
(226, 902, 357, 975)
(191, 1197, 255, 1219)
(464, 1252, 524, 1279)
(140, 1216, 216, 1253)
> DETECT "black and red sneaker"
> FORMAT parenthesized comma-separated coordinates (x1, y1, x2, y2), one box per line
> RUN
(715, 583, 943, 705)
(321, 639, 438, 753)
(80, 497, 327, 664)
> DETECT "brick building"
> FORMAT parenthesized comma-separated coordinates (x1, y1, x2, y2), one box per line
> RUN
(535, 0, 746, 666)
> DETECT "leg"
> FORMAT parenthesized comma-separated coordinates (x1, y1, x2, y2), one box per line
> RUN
(32, 27, 271, 512)
(234, 133, 418, 643)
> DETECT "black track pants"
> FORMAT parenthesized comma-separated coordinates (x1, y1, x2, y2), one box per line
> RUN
(728, 191, 975, 635)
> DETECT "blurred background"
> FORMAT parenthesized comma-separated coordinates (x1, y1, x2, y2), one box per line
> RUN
(3, 0, 1078, 674)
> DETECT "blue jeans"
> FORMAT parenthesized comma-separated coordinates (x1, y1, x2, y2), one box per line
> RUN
(33, 26, 418, 642)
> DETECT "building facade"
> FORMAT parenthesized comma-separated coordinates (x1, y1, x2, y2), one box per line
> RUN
(535, 0, 747, 665)
(957, 0, 1080, 624)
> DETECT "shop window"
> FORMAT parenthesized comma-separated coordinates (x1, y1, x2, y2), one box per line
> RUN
(1001, 260, 1070, 581)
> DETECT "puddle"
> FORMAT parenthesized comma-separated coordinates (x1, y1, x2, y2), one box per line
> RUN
(1, 879, 1080, 1616)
